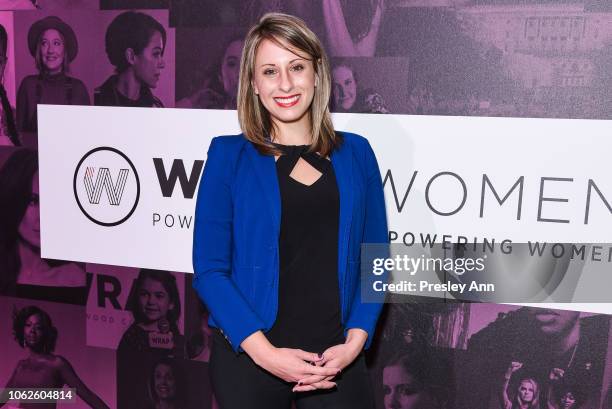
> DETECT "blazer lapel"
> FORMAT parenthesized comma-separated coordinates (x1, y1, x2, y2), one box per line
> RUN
(331, 141, 354, 282)
(245, 141, 281, 233)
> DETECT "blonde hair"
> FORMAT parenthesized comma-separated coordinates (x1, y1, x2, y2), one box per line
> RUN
(35, 29, 70, 75)
(515, 378, 540, 408)
(237, 13, 340, 156)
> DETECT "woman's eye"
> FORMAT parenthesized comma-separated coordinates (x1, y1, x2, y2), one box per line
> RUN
(291, 64, 304, 72)
(263, 68, 276, 76)
(399, 385, 418, 396)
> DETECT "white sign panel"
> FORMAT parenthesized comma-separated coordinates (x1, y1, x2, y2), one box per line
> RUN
(39, 106, 612, 275)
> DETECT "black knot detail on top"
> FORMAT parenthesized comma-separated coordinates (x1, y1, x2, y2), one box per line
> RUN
(272, 143, 331, 175)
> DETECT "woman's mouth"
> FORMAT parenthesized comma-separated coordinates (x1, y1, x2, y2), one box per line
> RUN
(274, 94, 300, 108)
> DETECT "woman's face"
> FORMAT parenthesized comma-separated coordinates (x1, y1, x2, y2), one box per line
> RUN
(383, 365, 426, 409)
(18, 171, 40, 249)
(132, 30, 165, 89)
(220, 39, 243, 101)
(24, 313, 44, 349)
(252, 38, 316, 129)
(332, 65, 357, 110)
(40, 29, 64, 74)
(138, 277, 174, 323)
(518, 380, 535, 403)
(560, 392, 576, 408)
(153, 363, 176, 400)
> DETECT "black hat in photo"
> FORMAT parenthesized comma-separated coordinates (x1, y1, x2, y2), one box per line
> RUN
(27, 16, 78, 62)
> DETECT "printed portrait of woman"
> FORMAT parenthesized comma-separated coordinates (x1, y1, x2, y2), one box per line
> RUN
(117, 269, 185, 359)
(95, 11, 166, 108)
(500, 361, 541, 409)
(177, 36, 243, 110)
(144, 359, 187, 409)
(16, 16, 90, 133)
(0, 305, 109, 408)
(0, 23, 19, 147)
(331, 60, 389, 113)
(382, 352, 447, 409)
(0, 148, 87, 305)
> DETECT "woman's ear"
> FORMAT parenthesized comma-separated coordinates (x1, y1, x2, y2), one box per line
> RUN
(252, 80, 259, 95)
(125, 48, 136, 66)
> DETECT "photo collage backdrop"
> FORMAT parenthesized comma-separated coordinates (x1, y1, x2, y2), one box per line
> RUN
(0, 0, 611, 408)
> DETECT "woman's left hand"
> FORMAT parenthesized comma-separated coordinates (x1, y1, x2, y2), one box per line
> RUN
(292, 329, 368, 392)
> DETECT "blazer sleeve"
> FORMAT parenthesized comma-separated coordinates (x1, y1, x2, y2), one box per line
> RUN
(192, 137, 266, 353)
(344, 138, 389, 349)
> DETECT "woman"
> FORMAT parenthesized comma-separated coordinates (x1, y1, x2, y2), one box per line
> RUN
(546, 368, 581, 409)
(0, 149, 87, 304)
(0, 305, 109, 408)
(192, 12, 388, 408)
(144, 359, 186, 409)
(17, 16, 90, 133)
(500, 361, 541, 409)
(176, 37, 243, 110)
(95, 11, 166, 107)
(118, 269, 185, 359)
(0, 23, 20, 146)
(382, 352, 445, 409)
(332, 61, 389, 113)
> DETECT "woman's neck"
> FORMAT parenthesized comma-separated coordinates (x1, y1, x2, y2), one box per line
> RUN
(270, 114, 312, 145)
(116, 69, 141, 101)
(17, 239, 44, 273)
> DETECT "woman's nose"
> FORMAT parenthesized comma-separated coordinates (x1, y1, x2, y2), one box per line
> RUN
(279, 69, 293, 93)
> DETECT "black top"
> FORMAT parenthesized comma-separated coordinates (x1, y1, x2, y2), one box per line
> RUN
(266, 144, 344, 352)
(94, 75, 164, 108)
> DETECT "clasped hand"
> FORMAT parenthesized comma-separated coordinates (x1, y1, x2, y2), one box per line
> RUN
(255, 342, 361, 393)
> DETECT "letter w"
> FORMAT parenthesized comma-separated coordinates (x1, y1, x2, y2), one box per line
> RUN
(83, 167, 129, 205)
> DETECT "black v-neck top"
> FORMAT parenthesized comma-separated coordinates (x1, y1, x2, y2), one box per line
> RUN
(265, 144, 344, 352)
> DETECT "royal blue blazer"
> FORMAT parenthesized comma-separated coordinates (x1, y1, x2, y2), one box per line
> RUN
(192, 131, 388, 353)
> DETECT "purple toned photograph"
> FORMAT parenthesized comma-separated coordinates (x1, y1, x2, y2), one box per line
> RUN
(116, 354, 213, 409)
(0, 148, 88, 305)
(12, 9, 175, 131)
(0, 296, 115, 408)
(86, 265, 185, 352)
(94, 10, 168, 107)
(175, 27, 244, 110)
(457, 304, 610, 409)
(0, 14, 19, 147)
(330, 57, 409, 113)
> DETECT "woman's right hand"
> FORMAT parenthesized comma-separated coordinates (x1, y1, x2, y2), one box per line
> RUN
(255, 347, 340, 387)
(505, 361, 523, 378)
(241, 331, 340, 388)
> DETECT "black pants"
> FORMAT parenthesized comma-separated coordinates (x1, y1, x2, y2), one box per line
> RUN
(210, 331, 375, 409)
